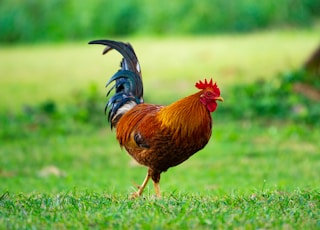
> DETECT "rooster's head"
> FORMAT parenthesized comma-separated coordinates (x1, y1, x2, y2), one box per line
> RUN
(196, 78, 223, 112)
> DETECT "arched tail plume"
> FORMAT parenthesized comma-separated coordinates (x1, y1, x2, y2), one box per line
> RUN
(89, 40, 144, 128)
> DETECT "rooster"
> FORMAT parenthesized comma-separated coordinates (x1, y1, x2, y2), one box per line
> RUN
(89, 39, 223, 198)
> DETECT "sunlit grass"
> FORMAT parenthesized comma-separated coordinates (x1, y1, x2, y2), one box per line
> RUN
(1, 190, 319, 229)
(1, 118, 319, 195)
(0, 29, 318, 110)
(1, 118, 319, 228)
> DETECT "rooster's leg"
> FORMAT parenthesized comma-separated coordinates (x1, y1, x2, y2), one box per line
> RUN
(153, 181, 161, 198)
(151, 170, 161, 198)
(130, 172, 150, 198)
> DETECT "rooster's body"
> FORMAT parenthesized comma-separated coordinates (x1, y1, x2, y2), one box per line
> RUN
(89, 40, 223, 197)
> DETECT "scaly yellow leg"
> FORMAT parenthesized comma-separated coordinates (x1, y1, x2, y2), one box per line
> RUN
(153, 181, 161, 198)
(130, 172, 150, 198)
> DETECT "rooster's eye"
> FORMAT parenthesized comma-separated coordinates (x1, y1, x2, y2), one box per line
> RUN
(205, 91, 213, 97)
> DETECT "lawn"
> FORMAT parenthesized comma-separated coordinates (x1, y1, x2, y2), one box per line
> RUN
(0, 29, 320, 229)
(0, 29, 318, 110)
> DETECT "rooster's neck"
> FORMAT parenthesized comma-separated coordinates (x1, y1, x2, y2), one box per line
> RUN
(157, 91, 212, 138)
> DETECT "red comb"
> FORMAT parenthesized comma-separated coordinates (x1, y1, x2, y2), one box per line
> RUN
(195, 78, 213, 90)
(195, 78, 220, 95)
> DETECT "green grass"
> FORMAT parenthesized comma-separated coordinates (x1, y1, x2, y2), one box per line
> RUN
(1, 119, 319, 194)
(1, 30, 320, 229)
(0, 29, 319, 111)
(1, 190, 319, 229)
(1, 119, 319, 228)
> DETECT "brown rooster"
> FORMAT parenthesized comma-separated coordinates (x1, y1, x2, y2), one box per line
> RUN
(89, 40, 223, 198)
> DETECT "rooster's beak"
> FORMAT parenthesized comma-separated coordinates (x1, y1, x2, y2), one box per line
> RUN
(214, 96, 224, 102)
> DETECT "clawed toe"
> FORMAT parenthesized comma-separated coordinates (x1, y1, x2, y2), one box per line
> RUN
(129, 191, 140, 199)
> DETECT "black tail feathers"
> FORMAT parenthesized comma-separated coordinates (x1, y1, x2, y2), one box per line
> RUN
(89, 40, 144, 128)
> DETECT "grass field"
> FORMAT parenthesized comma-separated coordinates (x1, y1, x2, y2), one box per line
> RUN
(1, 29, 320, 229)
(1, 29, 319, 110)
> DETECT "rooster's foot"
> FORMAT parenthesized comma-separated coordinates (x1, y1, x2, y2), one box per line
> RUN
(129, 191, 141, 199)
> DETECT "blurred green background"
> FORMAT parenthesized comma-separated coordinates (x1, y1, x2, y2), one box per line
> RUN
(0, 0, 319, 196)
(1, 0, 320, 43)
